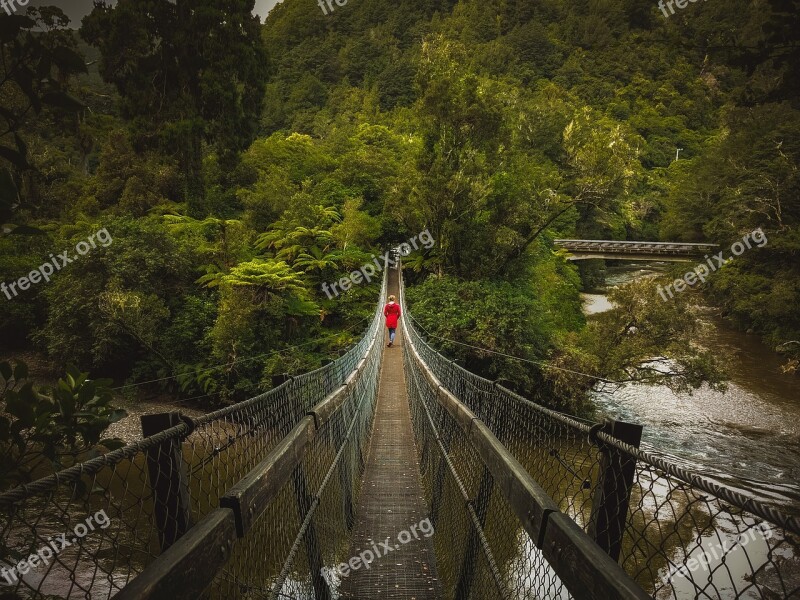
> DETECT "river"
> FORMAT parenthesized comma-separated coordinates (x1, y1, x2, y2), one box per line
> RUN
(583, 262, 800, 514)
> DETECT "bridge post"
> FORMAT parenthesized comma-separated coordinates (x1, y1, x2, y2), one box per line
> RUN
(140, 412, 193, 552)
(588, 419, 643, 562)
(271, 372, 292, 387)
(271, 372, 332, 597)
(491, 380, 514, 439)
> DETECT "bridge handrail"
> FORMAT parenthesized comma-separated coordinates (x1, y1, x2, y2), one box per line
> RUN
(401, 270, 800, 599)
(410, 329, 800, 535)
(401, 304, 800, 535)
(495, 380, 800, 535)
(0, 257, 387, 503)
(116, 317, 383, 599)
(554, 239, 719, 247)
(0, 258, 390, 599)
(400, 275, 650, 599)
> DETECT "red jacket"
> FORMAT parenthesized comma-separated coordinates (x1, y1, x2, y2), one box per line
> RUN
(384, 302, 401, 329)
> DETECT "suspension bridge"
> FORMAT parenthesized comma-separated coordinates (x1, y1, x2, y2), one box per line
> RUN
(1, 257, 799, 600)
(554, 239, 719, 262)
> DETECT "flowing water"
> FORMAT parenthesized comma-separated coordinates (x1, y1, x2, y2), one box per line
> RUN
(583, 262, 800, 513)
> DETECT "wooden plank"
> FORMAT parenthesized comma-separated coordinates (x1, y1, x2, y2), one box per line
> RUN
(542, 512, 651, 600)
(344, 358, 367, 386)
(115, 508, 237, 600)
(140, 413, 192, 551)
(220, 416, 316, 536)
(416, 353, 441, 392)
(221, 336, 378, 536)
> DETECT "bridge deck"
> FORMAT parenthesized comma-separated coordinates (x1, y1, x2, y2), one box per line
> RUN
(339, 266, 440, 599)
(553, 238, 718, 262)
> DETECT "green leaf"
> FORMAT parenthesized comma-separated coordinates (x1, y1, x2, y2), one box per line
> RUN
(77, 382, 95, 405)
(0, 361, 11, 382)
(66, 364, 81, 380)
(6, 391, 35, 427)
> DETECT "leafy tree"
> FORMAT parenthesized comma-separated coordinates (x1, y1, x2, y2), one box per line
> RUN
(0, 360, 126, 491)
(550, 278, 728, 411)
(661, 103, 800, 365)
(409, 35, 512, 277)
(406, 275, 572, 407)
(34, 217, 192, 372)
(0, 8, 87, 218)
(81, 0, 269, 214)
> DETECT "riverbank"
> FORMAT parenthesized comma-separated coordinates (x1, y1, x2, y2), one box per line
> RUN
(583, 262, 800, 513)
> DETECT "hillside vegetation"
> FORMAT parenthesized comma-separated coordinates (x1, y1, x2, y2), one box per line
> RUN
(1, 0, 797, 416)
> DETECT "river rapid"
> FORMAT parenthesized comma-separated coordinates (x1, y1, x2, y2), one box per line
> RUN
(583, 263, 800, 514)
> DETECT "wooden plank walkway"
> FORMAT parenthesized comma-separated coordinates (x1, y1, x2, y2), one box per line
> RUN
(339, 265, 440, 599)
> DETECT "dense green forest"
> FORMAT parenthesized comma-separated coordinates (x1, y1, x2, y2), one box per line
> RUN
(1, 0, 798, 432)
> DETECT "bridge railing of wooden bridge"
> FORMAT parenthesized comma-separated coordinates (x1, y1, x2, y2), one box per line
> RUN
(0, 261, 389, 599)
(553, 239, 719, 255)
(401, 272, 800, 599)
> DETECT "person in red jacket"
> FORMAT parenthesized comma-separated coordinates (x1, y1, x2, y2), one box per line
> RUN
(384, 294, 401, 347)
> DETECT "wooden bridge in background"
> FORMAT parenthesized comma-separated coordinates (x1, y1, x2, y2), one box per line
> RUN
(554, 239, 719, 262)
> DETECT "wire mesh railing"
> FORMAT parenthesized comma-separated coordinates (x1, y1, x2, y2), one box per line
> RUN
(0, 263, 388, 600)
(400, 268, 652, 600)
(209, 316, 383, 599)
(404, 341, 565, 599)
(401, 276, 800, 600)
